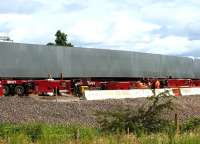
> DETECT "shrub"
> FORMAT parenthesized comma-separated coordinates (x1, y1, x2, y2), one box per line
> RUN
(96, 90, 175, 135)
(181, 117, 200, 132)
(22, 123, 43, 142)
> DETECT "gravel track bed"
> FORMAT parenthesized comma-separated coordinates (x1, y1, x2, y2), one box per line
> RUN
(0, 96, 200, 126)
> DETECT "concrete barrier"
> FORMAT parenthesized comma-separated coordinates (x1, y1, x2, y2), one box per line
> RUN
(155, 89, 175, 96)
(84, 88, 200, 100)
(84, 89, 153, 100)
(129, 89, 154, 98)
(180, 88, 200, 96)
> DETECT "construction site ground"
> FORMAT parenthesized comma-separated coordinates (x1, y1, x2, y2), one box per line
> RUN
(0, 95, 200, 126)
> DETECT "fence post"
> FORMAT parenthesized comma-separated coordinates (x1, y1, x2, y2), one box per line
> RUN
(127, 127, 130, 143)
(175, 113, 180, 134)
(75, 128, 80, 142)
(56, 87, 58, 103)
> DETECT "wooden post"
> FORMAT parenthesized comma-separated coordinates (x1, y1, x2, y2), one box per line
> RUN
(75, 128, 80, 140)
(55, 87, 58, 103)
(175, 113, 180, 134)
(127, 127, 130, 143)
(127, 127, 130, 137)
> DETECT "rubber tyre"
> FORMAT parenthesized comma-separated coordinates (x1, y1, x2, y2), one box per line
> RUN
(3, 86, 10, 96)
(15, 86, 25, 96)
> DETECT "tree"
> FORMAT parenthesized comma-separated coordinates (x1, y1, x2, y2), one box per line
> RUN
(47, 30, 74, 47)
(46, 42, 55, 46)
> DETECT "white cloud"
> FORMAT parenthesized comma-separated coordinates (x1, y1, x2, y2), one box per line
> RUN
(69, 20, 107, 43)
(137, 36, 190, 55)
(107, 13, 160, 43)
(0, 0, 200, 56)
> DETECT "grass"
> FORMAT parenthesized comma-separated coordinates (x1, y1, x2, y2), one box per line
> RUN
(0, 123, 200, 144)
(0, 123, 100, 144)
(139, 133, 200, 144)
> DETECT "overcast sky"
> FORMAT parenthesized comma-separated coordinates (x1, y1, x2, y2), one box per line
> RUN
(0, 0, 200, 57)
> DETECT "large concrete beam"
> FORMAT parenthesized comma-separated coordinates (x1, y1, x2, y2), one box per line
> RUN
(0, 42, 198, 79)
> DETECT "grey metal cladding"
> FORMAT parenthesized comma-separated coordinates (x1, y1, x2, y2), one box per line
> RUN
(193, 59, 200, 78)
(159, 55, 195, 78)
(0, 42, 62, 78)
(68, 48, 133, 77)
(0, 42, 199, 79)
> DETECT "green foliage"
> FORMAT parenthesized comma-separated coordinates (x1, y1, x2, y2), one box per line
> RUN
(46, 42, 55, 46)
(0, 123, 21, 138)
(47, 30, 74, 47)
(96, 91, 175, 135)
(0, 123, 99, 143)
(0, 123, 200, 143)
(139, 132, 200, 144)
(22, 123, 43, 142)
(8, 133, 30, 144)
(181, 117, 200, 132)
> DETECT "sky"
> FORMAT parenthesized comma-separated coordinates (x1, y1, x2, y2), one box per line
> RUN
(0, 0, 200, 57)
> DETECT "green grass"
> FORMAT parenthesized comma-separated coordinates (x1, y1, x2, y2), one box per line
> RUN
(139, 132, 200, 144)
(0, 123, 200, 144)
(0, 123, 100, 144)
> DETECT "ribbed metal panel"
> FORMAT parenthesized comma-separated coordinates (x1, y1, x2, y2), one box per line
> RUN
(0, 42, 198, 79)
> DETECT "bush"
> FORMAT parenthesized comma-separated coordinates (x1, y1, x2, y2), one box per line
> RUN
(96, 91, 175, 135)
(181, 117, 200, 132)
(22, 123, 43, 142)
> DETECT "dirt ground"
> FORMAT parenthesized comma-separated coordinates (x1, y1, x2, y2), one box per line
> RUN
(0, 95, 200, 126)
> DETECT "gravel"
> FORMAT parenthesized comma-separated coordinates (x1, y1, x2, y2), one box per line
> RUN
(0, 96, 200, 126)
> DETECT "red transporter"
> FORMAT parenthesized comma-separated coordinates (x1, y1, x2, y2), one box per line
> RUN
(105, 81, 133, 90)
(0, 79, 71, 96)
(34, 79, 71, 96)
(2, 78, 200, 97)
(0, 81, 3, 96)
(191, 80, 200, 87)
(167, 79, 192, 88)
(1, 80, 34, 96)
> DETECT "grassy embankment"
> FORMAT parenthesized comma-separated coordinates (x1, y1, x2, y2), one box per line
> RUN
(0, 123, 200, 144)
(1, 92, 200, 143)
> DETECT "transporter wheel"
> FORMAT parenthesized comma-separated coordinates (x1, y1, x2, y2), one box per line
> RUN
(3, 86, 10, 96)
(15, 86, 25, 96)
